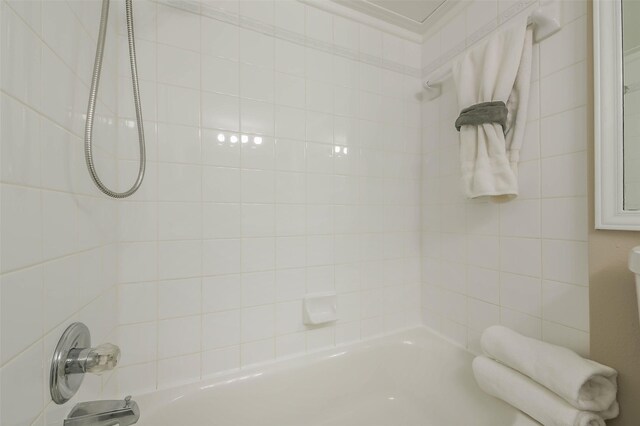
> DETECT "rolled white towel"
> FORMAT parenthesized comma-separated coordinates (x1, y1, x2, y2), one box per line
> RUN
(473, 356, 606, 426)
(600, 400, 619, 421)
(481, 326, 617, 412)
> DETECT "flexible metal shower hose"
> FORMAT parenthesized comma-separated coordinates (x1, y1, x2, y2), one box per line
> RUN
(85, 0, 145, 198)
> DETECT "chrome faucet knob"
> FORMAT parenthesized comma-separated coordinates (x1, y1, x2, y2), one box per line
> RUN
(84, 343, 120, 374)
(65, 342, 121, 375)
(51, 323, 123, 404)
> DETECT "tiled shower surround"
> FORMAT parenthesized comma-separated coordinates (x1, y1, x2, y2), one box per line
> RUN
(1, 1, 120, 425)
(0, 0, 592, 424)
(420, 0, 590, 356)
(114, 0, 423, 393)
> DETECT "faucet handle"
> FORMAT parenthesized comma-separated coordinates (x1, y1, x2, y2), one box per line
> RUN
(51, 323, 125, 405)
(84, 343, 120, 374)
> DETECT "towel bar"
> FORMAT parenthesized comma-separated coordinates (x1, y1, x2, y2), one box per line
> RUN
(422, 1, 561, 97)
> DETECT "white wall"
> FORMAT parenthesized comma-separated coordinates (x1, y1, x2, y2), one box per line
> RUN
(113, 0, 423, 394)
(0, 1, 120, 425)
(420, 0, 590, 356)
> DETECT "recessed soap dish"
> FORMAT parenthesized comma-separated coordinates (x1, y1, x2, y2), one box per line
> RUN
(303, 293, 338, 325)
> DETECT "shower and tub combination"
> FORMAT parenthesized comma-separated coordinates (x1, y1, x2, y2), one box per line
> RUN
(0, 0, 610, 425)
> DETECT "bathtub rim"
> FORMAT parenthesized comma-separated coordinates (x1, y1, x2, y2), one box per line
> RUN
(129, 325, 465, 408)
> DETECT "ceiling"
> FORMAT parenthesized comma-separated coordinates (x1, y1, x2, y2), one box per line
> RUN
(367, 0, 447, 23)
(334, 0, 453, 34)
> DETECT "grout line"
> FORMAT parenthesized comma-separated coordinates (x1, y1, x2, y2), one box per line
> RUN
(421, 1, 588, 79)
(0, 86, 116, 146)
(154, 0, 421, 78)
(1, 276, 118, 369)
(0, 238, 118, 277)
(236, 6, 246, 368)
(537, 52, 545, 342)
(198, 10, 205, 382)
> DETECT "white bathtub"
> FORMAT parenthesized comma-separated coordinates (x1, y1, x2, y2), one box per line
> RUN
(134, 327, 539, 426)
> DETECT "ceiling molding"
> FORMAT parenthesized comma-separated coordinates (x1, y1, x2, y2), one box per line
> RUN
(331, 0, 464, 37)
(301, 0, 424, 42)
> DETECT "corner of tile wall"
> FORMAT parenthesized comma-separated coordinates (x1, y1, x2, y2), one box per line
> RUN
(419, 0, 590, 357)
(1, 0, 120, 424)
(0, 1, 594, 423)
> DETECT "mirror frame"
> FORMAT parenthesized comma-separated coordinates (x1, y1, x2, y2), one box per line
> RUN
(594, 0, 640, 230)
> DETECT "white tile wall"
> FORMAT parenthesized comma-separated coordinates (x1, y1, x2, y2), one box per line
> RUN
(114, 0, 423, 394)
(420, 0, 590, 357)
(1, 1, 120, 425)
(1, 0, 596, 423)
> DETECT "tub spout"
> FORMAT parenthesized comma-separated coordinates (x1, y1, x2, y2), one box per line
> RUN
(64, 396, 140, 426)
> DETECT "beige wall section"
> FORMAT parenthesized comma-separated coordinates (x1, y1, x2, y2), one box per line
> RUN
(588, 2, 640, 425)
(589, 232, 640, 425)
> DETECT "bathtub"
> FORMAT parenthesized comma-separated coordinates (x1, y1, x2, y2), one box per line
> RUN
(135, 327, 539, 426)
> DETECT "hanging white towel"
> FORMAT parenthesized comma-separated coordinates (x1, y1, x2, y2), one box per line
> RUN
(452, 19, 533, 201)
(481, 326, 618, 414)
(473, 356, 606, 426)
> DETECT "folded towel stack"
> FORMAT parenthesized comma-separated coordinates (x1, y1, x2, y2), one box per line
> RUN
(473, 326, 619, 426)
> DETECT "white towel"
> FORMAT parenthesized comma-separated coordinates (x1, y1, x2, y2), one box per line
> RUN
(452, 19, 533, 201)
(600, 401, 620, 421)
(473, 356, 606, 426)
(481, 326, 618, 413)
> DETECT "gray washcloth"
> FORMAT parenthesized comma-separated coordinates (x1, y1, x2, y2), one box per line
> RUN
(455, 101, 508, 132)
